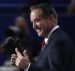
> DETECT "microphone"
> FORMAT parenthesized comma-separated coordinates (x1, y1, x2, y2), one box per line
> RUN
(1, 37, 16, 48)
(1, 37, 19, 54)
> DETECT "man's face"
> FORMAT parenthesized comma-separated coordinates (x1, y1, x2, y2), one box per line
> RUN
(30, 9, 51, 37)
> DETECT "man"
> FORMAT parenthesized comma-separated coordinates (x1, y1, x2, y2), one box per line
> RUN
(10, 3, 75, 71)
(15, 16, 29, 34)
(68, 0, 75, 14)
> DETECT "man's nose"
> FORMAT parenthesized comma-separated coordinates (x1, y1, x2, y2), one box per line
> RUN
(33, 22, 37, 29)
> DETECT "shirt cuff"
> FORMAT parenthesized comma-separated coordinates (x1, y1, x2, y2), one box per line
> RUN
(24, 63, 31, 71)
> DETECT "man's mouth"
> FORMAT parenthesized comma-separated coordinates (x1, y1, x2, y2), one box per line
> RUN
(35, 28, 43, 36)
(34, 26, 43, 36)
(36, 29, 41, 33)
(35, 27, 42, 32)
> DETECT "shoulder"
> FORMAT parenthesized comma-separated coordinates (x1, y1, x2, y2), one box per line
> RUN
(47, 28, 74, 49)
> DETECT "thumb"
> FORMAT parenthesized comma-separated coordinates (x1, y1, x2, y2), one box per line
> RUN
(15, 48, 22, 57)
(23, 50, 28, 57)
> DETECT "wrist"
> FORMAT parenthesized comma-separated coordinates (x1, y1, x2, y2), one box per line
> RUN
(24, 62, 31, 71)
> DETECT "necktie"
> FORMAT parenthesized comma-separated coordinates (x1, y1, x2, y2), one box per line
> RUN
(42, 41, 46, 48)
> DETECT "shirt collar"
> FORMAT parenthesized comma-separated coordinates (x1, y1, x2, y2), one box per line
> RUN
(44, 25, 59, 44)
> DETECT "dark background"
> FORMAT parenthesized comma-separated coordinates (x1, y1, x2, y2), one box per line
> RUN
(0, 0, 75, 66)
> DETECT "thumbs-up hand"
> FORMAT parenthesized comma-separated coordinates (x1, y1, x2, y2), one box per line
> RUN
(10, 48, 30, 69)
(15, 48, 22, 58)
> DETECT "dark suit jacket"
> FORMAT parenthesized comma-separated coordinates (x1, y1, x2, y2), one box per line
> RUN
(28, 28, 75, 71)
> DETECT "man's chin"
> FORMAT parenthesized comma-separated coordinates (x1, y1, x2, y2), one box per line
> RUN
(38, 32, 45, 37)
(38, 32, 42, 37)
(38, 34, 42, 37)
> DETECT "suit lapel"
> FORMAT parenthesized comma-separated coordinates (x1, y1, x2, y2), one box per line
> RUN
(37, 37, 51, 62)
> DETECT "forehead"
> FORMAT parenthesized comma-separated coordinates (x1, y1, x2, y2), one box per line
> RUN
(30, 9, 43, 21)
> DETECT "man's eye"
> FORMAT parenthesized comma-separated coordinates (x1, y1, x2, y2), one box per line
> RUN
(34, 19, 41, 22)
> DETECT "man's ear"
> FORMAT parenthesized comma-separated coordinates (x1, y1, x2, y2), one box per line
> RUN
(48, 15, 56, 24)
(49, 15, 55, 20)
